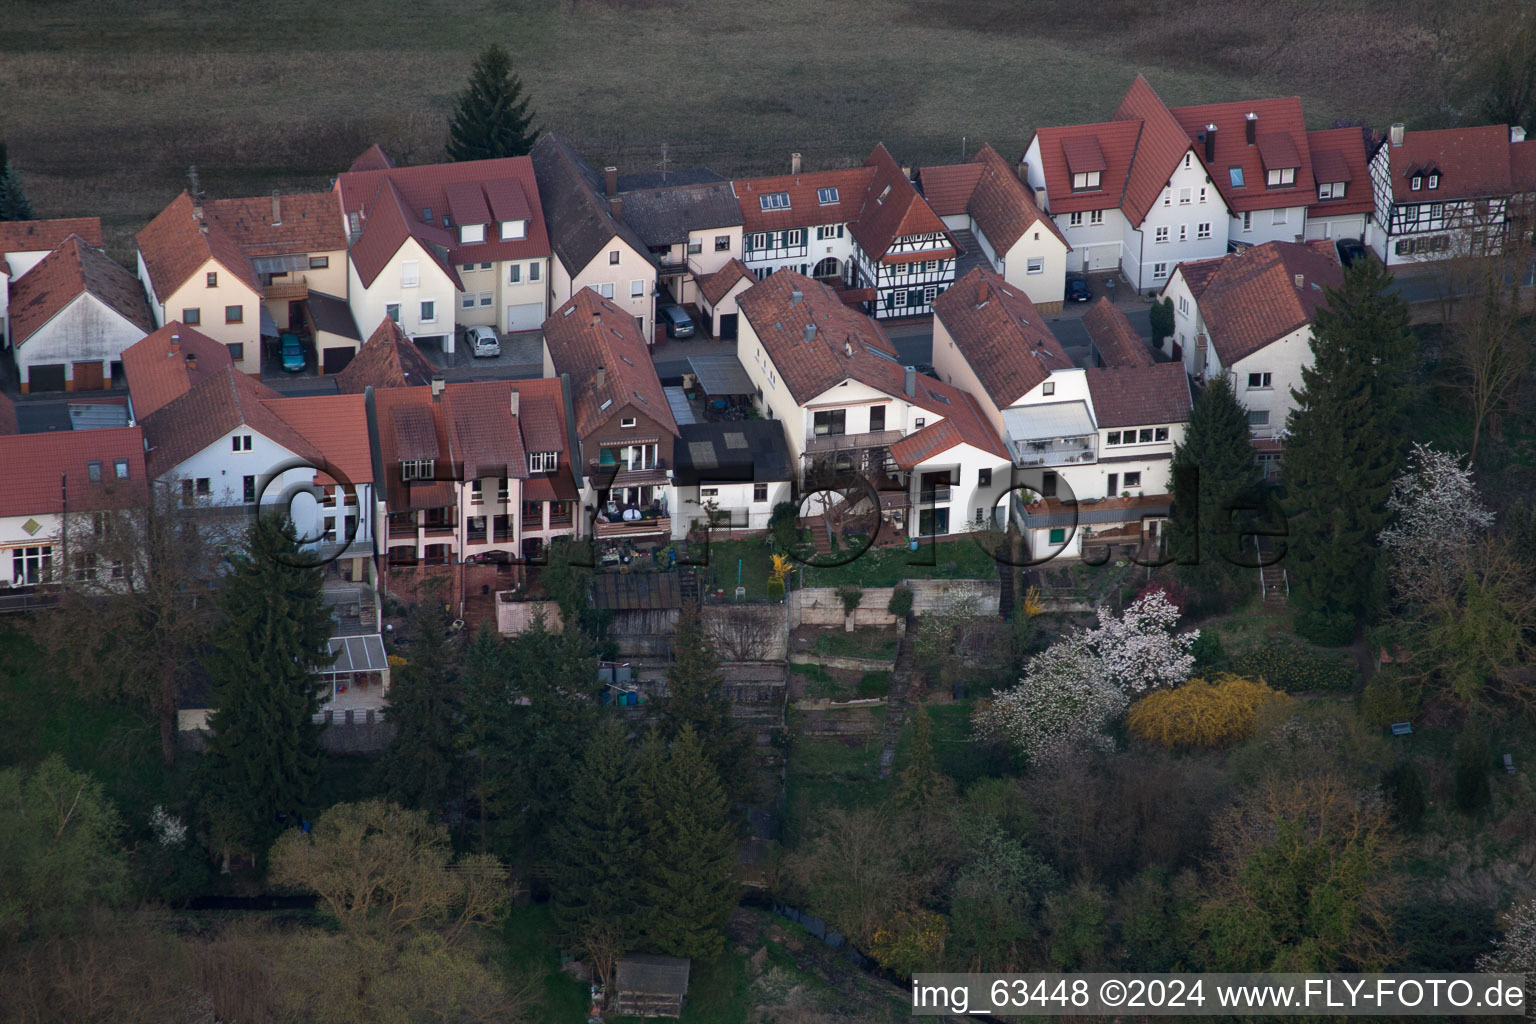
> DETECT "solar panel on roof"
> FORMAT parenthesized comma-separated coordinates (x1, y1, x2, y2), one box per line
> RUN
(688, 441, 718, 468)
(723, 432, 748, 449)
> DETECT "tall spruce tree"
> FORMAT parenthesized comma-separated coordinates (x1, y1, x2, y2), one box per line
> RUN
(0, 141, 35, 221)
(457, 622, 514, 849)
(636, 725, 739, 960)
(383, 594, 460, 815)
(549, 718, 643, 942)
(895, 706, 953, 829)
(1281, 258, 1414, 621)
(446, 45, 539, 161)
(1169, 374, 1260, 595)
(202, 516, 332, 853)
(656, 604, 753, 803)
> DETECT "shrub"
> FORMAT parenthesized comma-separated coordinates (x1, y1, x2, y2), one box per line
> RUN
(1359, 673, 1421, 729)
(1381, 762, 1427, 830)
(887, 585, 913, 618)
(1233, 639, 1356, 693)
(1189, 629, 1224, 672)
(1454, 725, 1492, 815)
(856, 672, 890, 698)
(766, 578, 785, 602)
(770, 501, 799, 550)
(1126, 673, 1289, 750)
(1295, 607, 1355, 646)
(1137, 581, 1189, 615)
(837, 585, 864, 615)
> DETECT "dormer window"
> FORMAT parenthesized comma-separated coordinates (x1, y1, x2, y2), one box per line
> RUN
(528, 451, 558, 472)
(760, 192, 791, 211)
(1318, 181, 1346, 200)
(500, 219, 526, 240)
(460, 223, 486, 244)
(1411, 176, 1422, 191)
(817, 187, 839, 204)
(1265, 167, 1295, 188)
(1427, 174, 1439, 190)
(1071, 171, 1101, 191)
(400, 459, 435, 481)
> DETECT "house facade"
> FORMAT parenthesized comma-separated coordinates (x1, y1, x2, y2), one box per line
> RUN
(1302, 128, 1374, 241)
(672, 420, 794, 537)
(0, 216, 104, 347)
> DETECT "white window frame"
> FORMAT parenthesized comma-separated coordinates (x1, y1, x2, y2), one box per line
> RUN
(460, 223, 486, 244)
(420, 300, 436, 323)
(1248, 410, 1270, 427)
(1410, 176, 1422, 191)
(1068, 211, 1083, 227)
(1179, 225, 1188, 241)
(1026, 257, 1045, 274)
(1427, 174, 1439, 190)
(1179, 187, 1192, 205)
(462, 293, 477, 310)
(1247, 371, 1273, 389)
(1155, 226, 1169, 243)
(500, 220, 526, 240)
(1242, 211, 1253, 232)
(1197, 222, 1211, 239)
(386, 303, 401, 324)
(232, 434, 252, 452)
(630, 279, 645, 298)
(817, 187, 839, 205)
(401, 260, 420, 288)
(1266, 167, 1296, 187)
(1089, 209, 1104, 225)
(508, 263, 521, 284)
(1178, 295, 1189, 314)
(1153, 262, 1168, 280)
(1272, 207, 1288, 225)
(1072, 171, 1101, 190)
(596, 282, 615, 299)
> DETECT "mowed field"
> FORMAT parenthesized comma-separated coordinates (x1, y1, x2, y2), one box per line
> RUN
(0, 0, 1491, 260)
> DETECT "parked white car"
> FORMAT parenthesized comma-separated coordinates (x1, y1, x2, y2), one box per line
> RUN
(467, 325, 501, 358)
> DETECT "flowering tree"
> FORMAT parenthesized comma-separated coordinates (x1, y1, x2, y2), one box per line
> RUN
(1478, 898, 1536, 1019)
(974, 592, 1197, 765)
(1378, 442, 1495, 606)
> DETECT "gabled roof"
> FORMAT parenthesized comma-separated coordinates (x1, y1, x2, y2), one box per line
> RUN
(542, 287, 677, 439)
(348, 144, 395, 173)
(1513, 139, 1536, 192)
(0, 426, 148, 518)
(618, 182, 743, 248)
(1170, 97, 1312, 213)
(306, 290, 361, 340)
(0, 393, 17, 436)
(121, 322, 235, 419)
(371, 386, 455, 509)
(441, 377, 569, 480)
(1029, 120, 1143, 216)
(1082, 298, 1152, 368)
(335, 317, 438, 393)
(0, 216, 103, 256)
(529, 134, 651, 275)
(932, 268, 1072, 410)
(135, 192, 261, 302)
(1085, 362, 1192, 428)
(617, 168, 724, 191)
(10, 235, 153, 345)
(1306, 127, 1375, 216)
(1183, 240, 1344, 365)
(889, 388, 1008, 466)
(697, 258, 754, 305)
(337, 154, 552, 268)
(967, 145, 1069, 252)
(202, 192, 347, 256)
(348, 177, 462, 290)
(1112, 75, 1198, 226)
(262, 394, 373, 485)
(915, 163, 983, 217)
(1384, 125, 1516, 202)
(733, 166, 876, 235)
(1169, 254, 1227, 299)
(848, 144, 953, 262)
(140, 366, 305, 478)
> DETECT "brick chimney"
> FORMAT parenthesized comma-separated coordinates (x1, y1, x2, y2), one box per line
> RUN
(509, 388, 519, 416)
(271, 190, 282, 225)
(609, 196, 623, 220)
(791, 152, 802, 174)
(1245, 112, 1257, 146)
(977, 278, 990, 304)
(170, 333, 181, 354)
(595, 366, 606, 388)
(430, 376, 445, 401)
(1204, 124, 1218, 163)
(604, 166, 618, 196)
(185, 353, 197, 371)
(1390, 123, 1405, 148)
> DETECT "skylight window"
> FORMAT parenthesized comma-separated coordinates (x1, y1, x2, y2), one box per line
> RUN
(599, 398, 613, 412)
(1228, 167, 1245, 188)
(877, 185, 891, 204)
(817, 187, 839, 205)
(760, 192, 791, 211)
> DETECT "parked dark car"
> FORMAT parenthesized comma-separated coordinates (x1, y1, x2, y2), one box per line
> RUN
(1065, 276, 1092, 303)
(659, 304, 695, 339)
(1336, 238, 1368, 268)
(279, 333, 306, 373)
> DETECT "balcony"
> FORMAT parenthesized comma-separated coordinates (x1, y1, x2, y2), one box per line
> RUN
(589, 457, 669, 487)
(594, 515, 670, 540)
(917, 486, 953, 504)
(804, 429, 905, 456)
(1007, 435, 1098, 468)
(262, 272, 310, 301)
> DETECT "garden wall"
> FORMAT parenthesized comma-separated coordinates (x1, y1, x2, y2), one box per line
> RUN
(789, 579, 999, 627)
(495, 598, 564, 636)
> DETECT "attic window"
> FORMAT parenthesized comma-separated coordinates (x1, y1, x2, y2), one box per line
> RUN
(620, 354, 634, 366)
(599, 398, 614, 412)
(621, 417, 636, 429)
(1265, 167, 1295, 188)
(114, 458, 129, 479)
(1228, 166, 1245, 188)
(817, 187, 839, 204)
(760, 192, 791, 211)
(460, 223, 486, 244)
(422, 208, 433, 221)
(1071, 171, 1101, 191)
(562, 306, 575, 317)
(1411, 176, 1422, 191)
(500, 220, 526, 240)
(87, 460, 102, 483)
(877, 185, 892, 204)
(926, 389, 950, 405)
(1428, 174, 1440, 189)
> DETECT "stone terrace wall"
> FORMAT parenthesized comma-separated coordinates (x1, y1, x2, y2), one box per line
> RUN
(789, 579, 999, 627)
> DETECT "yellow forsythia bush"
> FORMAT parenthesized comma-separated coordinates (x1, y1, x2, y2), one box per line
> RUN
(1127, 673, 1289, 750)
(869, 908, 949, 976)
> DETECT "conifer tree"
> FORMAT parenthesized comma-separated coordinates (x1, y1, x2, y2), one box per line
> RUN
(1169, 374, 1259, 594)
(636, 725, 739, 960)
(202, 516, 332, 853)
(656, 603, 753, 803)
(895, 707, 953, 828)
(383, 594, 460, 816)
(0, 141, 35, 221)
(549, 718, 642, 941)
(457, 621, 514, 849)
(1281, 258, 1414, 622)
(446, 45, 539, 161)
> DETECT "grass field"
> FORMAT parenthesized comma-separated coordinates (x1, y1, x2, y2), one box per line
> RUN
(2, 0, 1495, 261)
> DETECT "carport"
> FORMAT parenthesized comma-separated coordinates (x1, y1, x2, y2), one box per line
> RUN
(684, 353, 755, 414)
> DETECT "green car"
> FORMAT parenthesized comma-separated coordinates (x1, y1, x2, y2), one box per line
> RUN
(280, 333, 306, 373)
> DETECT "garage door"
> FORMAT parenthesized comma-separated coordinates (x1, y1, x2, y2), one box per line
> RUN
(718, 313, 738, 339)
(27, 364, 66, 393)
(322, 346, 355, 375)
(72, 361, 105, 390)
(506, 302, 543, 333)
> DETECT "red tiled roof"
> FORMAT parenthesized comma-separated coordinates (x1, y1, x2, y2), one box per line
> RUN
(202, 192, 347, 257)
(967, 145, 1069, 252)
(917, 163, 984, 217)
(1086, 362, 1192, 428)
(1030, 120, 1143, 216)
(262, 394, 373, 486)
(1385, 126, 1515, 202)
(1082, 298, 1152, 368)
(1169, 98, 1312, 214)
(349, 144, 395, 173)
(337, 155, 551, 268)
(10, 235, 153, 346)
(1513, 140, 1536, 191)
(1112, 75, 1198, 226)
(121, 322, 235, 419)
(0, 217, 102, 255)
(849, 144, 953, 262)
(698, 258, 754, 305)
(890, 387, 1008, 466)
(136, 192, 261, 303)
(441, 377, 568, 480)
(335, 316, 439, 393)
(932, 268, 1072, 410)
(1304, 129, 1374, 216)
(0, 394, 16, 436)
(141, 366, 304, 478)
(733, 166, 875, 236)
(348, 177, 462, 290)
(542, 287, 677, 440)
(1189, 241, 1344, 365)
(0, 426, 148, 518)
(1062, 136, 1109, 174)
(372, 386, 455, 510)
(1169, 254, 1227, 299)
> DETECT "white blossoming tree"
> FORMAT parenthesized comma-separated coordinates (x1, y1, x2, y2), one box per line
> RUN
(975, 591, 1197, 765)
(1477, 897, 1536, 1019)
(1378, 442, 1495, 606)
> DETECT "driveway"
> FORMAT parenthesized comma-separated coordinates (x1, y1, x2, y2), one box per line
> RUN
(423, 329, 544, 381)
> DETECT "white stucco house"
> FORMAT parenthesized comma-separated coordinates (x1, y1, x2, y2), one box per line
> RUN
(0, 216, 103, 348)
(672, 420, 794, 538)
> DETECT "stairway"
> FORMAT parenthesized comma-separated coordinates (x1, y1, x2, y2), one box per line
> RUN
(877, 618, 917, 780)
(679, 568, 700, 606)
(1257, 537, 1288, 609)
(810, 519, 834, 556)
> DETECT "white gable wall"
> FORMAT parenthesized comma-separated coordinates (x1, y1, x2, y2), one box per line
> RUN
(15, 293, 149, 391)
(1126, 153, 1232, 293)
(997, 222, 1069, 310)
(348, 239, 459, 354)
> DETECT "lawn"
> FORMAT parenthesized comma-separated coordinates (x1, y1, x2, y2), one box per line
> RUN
(783, 721, 890, 848)
(814, 627, 899, 661)
(696, 538, 776, 600)
(500, 903, 591, 1021)
(801, 537, 999, 588)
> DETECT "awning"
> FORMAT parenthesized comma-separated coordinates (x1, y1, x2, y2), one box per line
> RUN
(321, 634, 388, 675)
(260, 307, 280, 338)
(253, 254, 309, 275)
(1003, 400, 1096, 441)
(686, 353, 755, 396)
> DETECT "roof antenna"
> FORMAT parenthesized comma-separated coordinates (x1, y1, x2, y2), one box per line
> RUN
(656, 142, 670, 185)
(961, 135, 967, 161)
(187, 165, 205, 218)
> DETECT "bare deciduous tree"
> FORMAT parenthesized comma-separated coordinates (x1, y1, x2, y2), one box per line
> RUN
(707, 604, 779, 662)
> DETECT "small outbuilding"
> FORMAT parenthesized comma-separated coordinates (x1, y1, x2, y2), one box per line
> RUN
(614, 954, 690, 1018)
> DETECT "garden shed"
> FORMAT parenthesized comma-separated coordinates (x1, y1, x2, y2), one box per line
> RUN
(614, 954, 690, 1017)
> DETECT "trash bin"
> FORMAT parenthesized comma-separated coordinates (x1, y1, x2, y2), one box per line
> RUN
(909, 538, 919, 552)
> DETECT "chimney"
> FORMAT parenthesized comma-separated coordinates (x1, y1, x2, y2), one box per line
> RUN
(804, 323, 817, 344)
(184, 353, 197, 371)
(791, 152, 802, 174)
(509, 389, 520, 417)
(790, 289, 803, 306)
(430, 376, 445, 401)
(977, 278, 990, 304)
(1513, 126, 1528, 144)
(604, 166, 618, 196)
(901, 165, 912, 181)
(271, 190, 282, 225)
(904, 365, 916, 398)
(1204, 124, 1218, 163)
(595, 366, 606, 388)
(591, 311, 601, 327)
(609, 196, 623, 220)
(1294, 273, 1304, 288)
(1017, 158, 1029, 183)
(1245, 112, 1257, 146)
(170, 333, 181, 354)
(1390, 123, 1405, 148)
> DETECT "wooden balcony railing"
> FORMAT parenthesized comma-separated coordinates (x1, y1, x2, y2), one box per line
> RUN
(594, 515, 670, 539)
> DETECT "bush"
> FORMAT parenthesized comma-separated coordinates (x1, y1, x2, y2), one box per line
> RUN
(766, 578, 785, 602)
(1294, 607, 1355, 646)
(1189, 629, 1224, 672)
(1359, 673, 1421, 729)
(887, 585, 913, 618)
(1127, 673, 1288, 750)
(1232, 639, 1356, 693)
(837, 585, 864, 615)
(1381, 762, 1427, 830)
(856, 672, 890, 698)
(770, 501, 799, 550)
